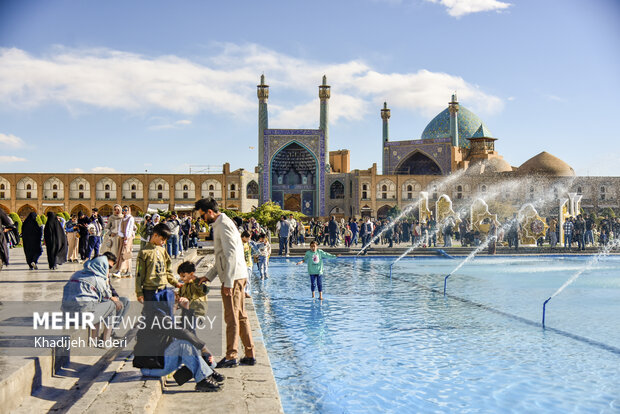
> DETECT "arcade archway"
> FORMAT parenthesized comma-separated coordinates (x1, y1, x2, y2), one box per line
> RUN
(18, 204, 37, 219)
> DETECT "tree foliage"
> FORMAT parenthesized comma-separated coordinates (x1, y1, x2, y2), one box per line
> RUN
(9, 212, 22, 233)
(220, 202, 305, 231)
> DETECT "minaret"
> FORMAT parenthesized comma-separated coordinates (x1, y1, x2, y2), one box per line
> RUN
(319, 75, 330, 167)
(257, 74, 269, 169)
(448, 92, 459, 147)
(381, 101, 390, 143)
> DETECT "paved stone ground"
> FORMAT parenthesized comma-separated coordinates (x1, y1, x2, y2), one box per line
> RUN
(153, 257, 283, 414)
(1, 247, 283, 413)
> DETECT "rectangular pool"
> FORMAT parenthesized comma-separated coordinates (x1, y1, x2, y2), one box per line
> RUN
(252, 256, 620, 413)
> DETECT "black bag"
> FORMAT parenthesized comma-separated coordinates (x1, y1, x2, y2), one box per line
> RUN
(173, 365, 193, 385)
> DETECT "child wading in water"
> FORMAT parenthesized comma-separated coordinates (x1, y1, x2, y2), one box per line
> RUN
(296, 241, 339, 300)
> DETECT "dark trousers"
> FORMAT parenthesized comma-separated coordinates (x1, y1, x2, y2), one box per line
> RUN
(310, 274, 323, 292)
(85, 236, 101, 260)
(142, 288, 175, 318)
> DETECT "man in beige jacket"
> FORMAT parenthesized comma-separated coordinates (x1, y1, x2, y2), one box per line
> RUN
(195, 198, 255, 368)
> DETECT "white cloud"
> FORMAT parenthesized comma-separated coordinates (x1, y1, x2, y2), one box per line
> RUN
(543, 94, 565, 102)
(0, 155, 26, 162)
(69, 168, 84, 173)
(426, 0, 511, 17)
(0, 44, 504, 128)
(0, 133, 25, 148)
(91, 166, 117, 173)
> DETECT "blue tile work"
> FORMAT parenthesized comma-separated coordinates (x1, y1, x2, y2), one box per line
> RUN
(260, 129, 325, 216)
(420, 106, 492, 148)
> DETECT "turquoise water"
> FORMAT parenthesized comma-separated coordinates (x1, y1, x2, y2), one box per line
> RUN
(252, 256, 620, 413)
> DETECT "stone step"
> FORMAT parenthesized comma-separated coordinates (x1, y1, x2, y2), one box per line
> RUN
(3, 249, 199, 413)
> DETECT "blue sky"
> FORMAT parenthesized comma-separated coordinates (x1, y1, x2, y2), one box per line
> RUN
(0, 0, 619, 175)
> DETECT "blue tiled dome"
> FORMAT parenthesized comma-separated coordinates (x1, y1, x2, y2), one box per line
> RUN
(421, 106, 492, 148)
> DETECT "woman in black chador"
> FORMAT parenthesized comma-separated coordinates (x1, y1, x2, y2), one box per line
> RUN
(22, 212, 43, 270)
(0, 209, 15, 271)
(77, 211, 90, 260)
(43, 212, 68, 270)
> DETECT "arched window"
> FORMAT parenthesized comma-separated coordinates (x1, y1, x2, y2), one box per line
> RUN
(209, 185, 214, 191)
(157, 184, 163, 191)
(330, 181, 344, 199)
(0, 184, 4, 190)
(457, 185, 463, 200)
(52, 184, 58, 190)
(361, 183, 369, 200)
(231, 184, 236, 191)
(183, 185, 188, 191)
(79, 184, 84, 190)
(26, 184, 32, 190)
(577, 186, 582, 194)
(246, 181, 259, 199)
(131, 184, 136, 191)
(600, 186, 606, 200)
(105, 184, 110, 191)
(481, 185, 487, 193)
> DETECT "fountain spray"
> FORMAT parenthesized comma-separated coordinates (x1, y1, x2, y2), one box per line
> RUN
(357, 168, 467, 256)
(443, 178, 574, 296)
(542, 238, 619, 328)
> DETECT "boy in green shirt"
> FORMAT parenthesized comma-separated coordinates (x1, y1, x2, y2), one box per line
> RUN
(296, 241, 340, 300)
(136, 223, 181, 317)
(178, 261, 208, 318)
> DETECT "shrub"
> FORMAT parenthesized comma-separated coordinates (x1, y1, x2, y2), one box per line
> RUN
(9, 212, 22, 233)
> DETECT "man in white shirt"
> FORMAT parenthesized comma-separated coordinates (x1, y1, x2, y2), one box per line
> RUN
(195, 198, 255, 368)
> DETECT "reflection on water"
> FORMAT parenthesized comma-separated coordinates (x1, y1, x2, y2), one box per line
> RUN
(253, 257, 620, 414)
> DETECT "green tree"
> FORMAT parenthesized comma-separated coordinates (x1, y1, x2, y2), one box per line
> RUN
(599, 207, 616, 218)
(387, 205, 401, 219)
(9, 212, 22, 233)
(36, 216, 43, 227)
(39, 214, 47, 225)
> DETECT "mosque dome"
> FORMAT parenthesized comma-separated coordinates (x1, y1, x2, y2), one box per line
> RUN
(518, 151, 575, 177)
(466, 157, 513, 175)
(421, 105, 492, 147)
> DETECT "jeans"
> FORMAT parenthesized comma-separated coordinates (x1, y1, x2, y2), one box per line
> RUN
(564, 233, 572, 248)
(85, 236, 101, 260)
(167, 234, 179, 257)
(550, 231, 557, 247)
(141, 339, 212, 382)
(310, 274, 323, 293)
(443, 232, 451, 247)
(258, 256, 268, 279)
(352, 232, 359, 245)
(279, 236, 289, 256)
(178, 234, 183, 254)
(585, 230, 594, 246)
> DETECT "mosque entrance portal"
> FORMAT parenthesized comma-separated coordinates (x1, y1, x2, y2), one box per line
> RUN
(270, 142, 317, 216)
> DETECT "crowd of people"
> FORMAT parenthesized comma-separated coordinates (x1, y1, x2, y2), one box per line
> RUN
(270, 213, 620, 253)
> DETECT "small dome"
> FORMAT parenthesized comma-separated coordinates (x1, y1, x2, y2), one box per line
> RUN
(421, 105, 492, 148)
(466, 157, 513, 175)
(518, 151, 575, 177)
